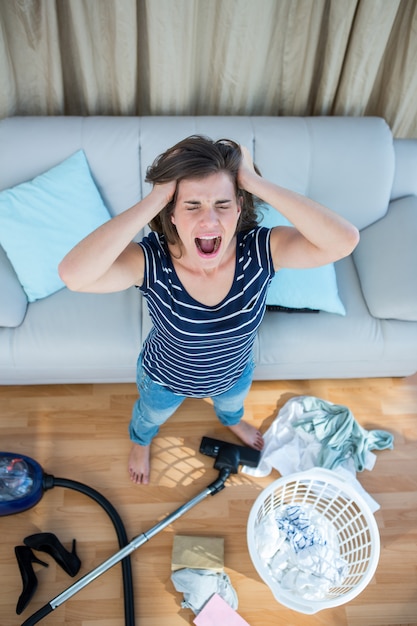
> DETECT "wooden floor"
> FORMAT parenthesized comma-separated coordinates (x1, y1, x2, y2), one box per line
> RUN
(0, 375, 416, 626)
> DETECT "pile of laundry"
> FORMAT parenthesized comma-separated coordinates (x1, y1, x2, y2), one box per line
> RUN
(255, 503, 349, 600)
(243, 395, 394, 512)
(170, 535, 249, 624)
(171, 567, 238, 615)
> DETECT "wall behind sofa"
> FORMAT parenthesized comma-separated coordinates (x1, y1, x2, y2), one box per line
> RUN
(0, 0, 416, 138)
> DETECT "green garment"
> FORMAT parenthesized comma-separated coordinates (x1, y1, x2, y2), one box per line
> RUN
(292, 396, 394, 471)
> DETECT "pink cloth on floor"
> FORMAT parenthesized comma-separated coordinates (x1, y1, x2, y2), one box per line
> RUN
(193, 593, 250, 626)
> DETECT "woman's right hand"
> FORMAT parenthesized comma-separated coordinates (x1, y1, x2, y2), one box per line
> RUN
(151, 179, 177, 207)
(59, 179, 177, 293)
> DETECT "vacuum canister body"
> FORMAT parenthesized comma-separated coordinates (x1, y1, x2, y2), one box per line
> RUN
(0, 452, 44, 516)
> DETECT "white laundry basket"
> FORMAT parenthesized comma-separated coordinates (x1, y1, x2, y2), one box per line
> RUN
(247, 468, 380, 614)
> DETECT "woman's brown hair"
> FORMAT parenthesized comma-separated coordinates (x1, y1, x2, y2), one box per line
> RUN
(146, 135, 261, 245)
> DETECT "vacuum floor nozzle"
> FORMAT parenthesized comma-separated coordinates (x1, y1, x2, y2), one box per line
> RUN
(199, 437, 261, 473)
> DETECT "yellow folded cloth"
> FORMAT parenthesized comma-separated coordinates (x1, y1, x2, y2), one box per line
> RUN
(171, 535, 224, 572)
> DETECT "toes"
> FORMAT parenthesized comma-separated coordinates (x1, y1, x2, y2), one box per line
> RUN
(255, 432, 264, 450)
(130, 470, 139, 483)
(129, 470, 148, 485)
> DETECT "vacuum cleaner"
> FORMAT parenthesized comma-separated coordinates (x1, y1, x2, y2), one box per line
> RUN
(0, 437, 260, 625)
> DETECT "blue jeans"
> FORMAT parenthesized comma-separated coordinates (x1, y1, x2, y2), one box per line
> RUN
(129, 356, 255, 446)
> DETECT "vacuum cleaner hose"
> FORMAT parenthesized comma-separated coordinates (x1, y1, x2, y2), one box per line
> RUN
(42, 474, 135, 626)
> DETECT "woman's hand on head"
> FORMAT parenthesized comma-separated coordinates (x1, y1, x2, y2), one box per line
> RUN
(238, 146, 259, 191)
(151, 179, 177, 206)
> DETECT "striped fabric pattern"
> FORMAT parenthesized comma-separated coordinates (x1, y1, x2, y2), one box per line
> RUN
(138, 227, 275, 396)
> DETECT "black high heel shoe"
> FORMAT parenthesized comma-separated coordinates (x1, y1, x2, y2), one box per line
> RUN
(24, 532, 81, 577)
(14, 545, 48, 615)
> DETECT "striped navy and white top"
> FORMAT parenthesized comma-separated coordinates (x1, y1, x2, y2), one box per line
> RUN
(138, 227, 275, 397)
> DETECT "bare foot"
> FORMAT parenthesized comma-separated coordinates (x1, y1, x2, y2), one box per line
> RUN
(227, 420, 264, 451)
(128, 443, 151, 484)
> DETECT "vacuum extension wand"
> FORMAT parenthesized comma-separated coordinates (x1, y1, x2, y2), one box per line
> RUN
(21, 437, 260, 626)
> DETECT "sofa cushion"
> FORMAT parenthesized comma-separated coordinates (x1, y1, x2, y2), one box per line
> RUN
(260, 205, 346, 315)
(0, 150, 111, 302)
(0, 245, 28, 327)
(255, 255, 386, 379)
(353, 196, 417, 321)
(0, 287, 142, 384)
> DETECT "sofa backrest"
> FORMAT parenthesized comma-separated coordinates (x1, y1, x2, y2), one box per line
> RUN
(138, 116, 395, 230)
(0, 116, 141, 219)
(252, 116, 395, 230)
(1, 115, 396, 233)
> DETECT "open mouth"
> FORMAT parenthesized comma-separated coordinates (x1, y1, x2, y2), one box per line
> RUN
(195, 236, 222, 255)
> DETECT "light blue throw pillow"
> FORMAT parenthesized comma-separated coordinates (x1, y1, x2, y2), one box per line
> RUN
(0, 245, 28, 327)
(261, 204, 346, 315)
(0, 151, 111, 302)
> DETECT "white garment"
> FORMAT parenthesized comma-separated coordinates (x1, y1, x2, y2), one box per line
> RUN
(242, 395, 388, 512)
(256, 504, 348, 601)
(171, 568, 238, 614)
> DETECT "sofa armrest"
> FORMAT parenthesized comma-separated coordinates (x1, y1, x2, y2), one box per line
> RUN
(391, 138, 417, 200)
(353, 195, 417, 321)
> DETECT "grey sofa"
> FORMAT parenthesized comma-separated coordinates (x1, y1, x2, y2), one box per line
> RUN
(1, 115, 416, 385)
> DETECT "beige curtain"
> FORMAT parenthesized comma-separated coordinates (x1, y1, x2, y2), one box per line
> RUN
(1, 0, 416, 137)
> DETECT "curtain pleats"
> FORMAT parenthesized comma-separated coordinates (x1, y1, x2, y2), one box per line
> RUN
(0, 0, 416, 137)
